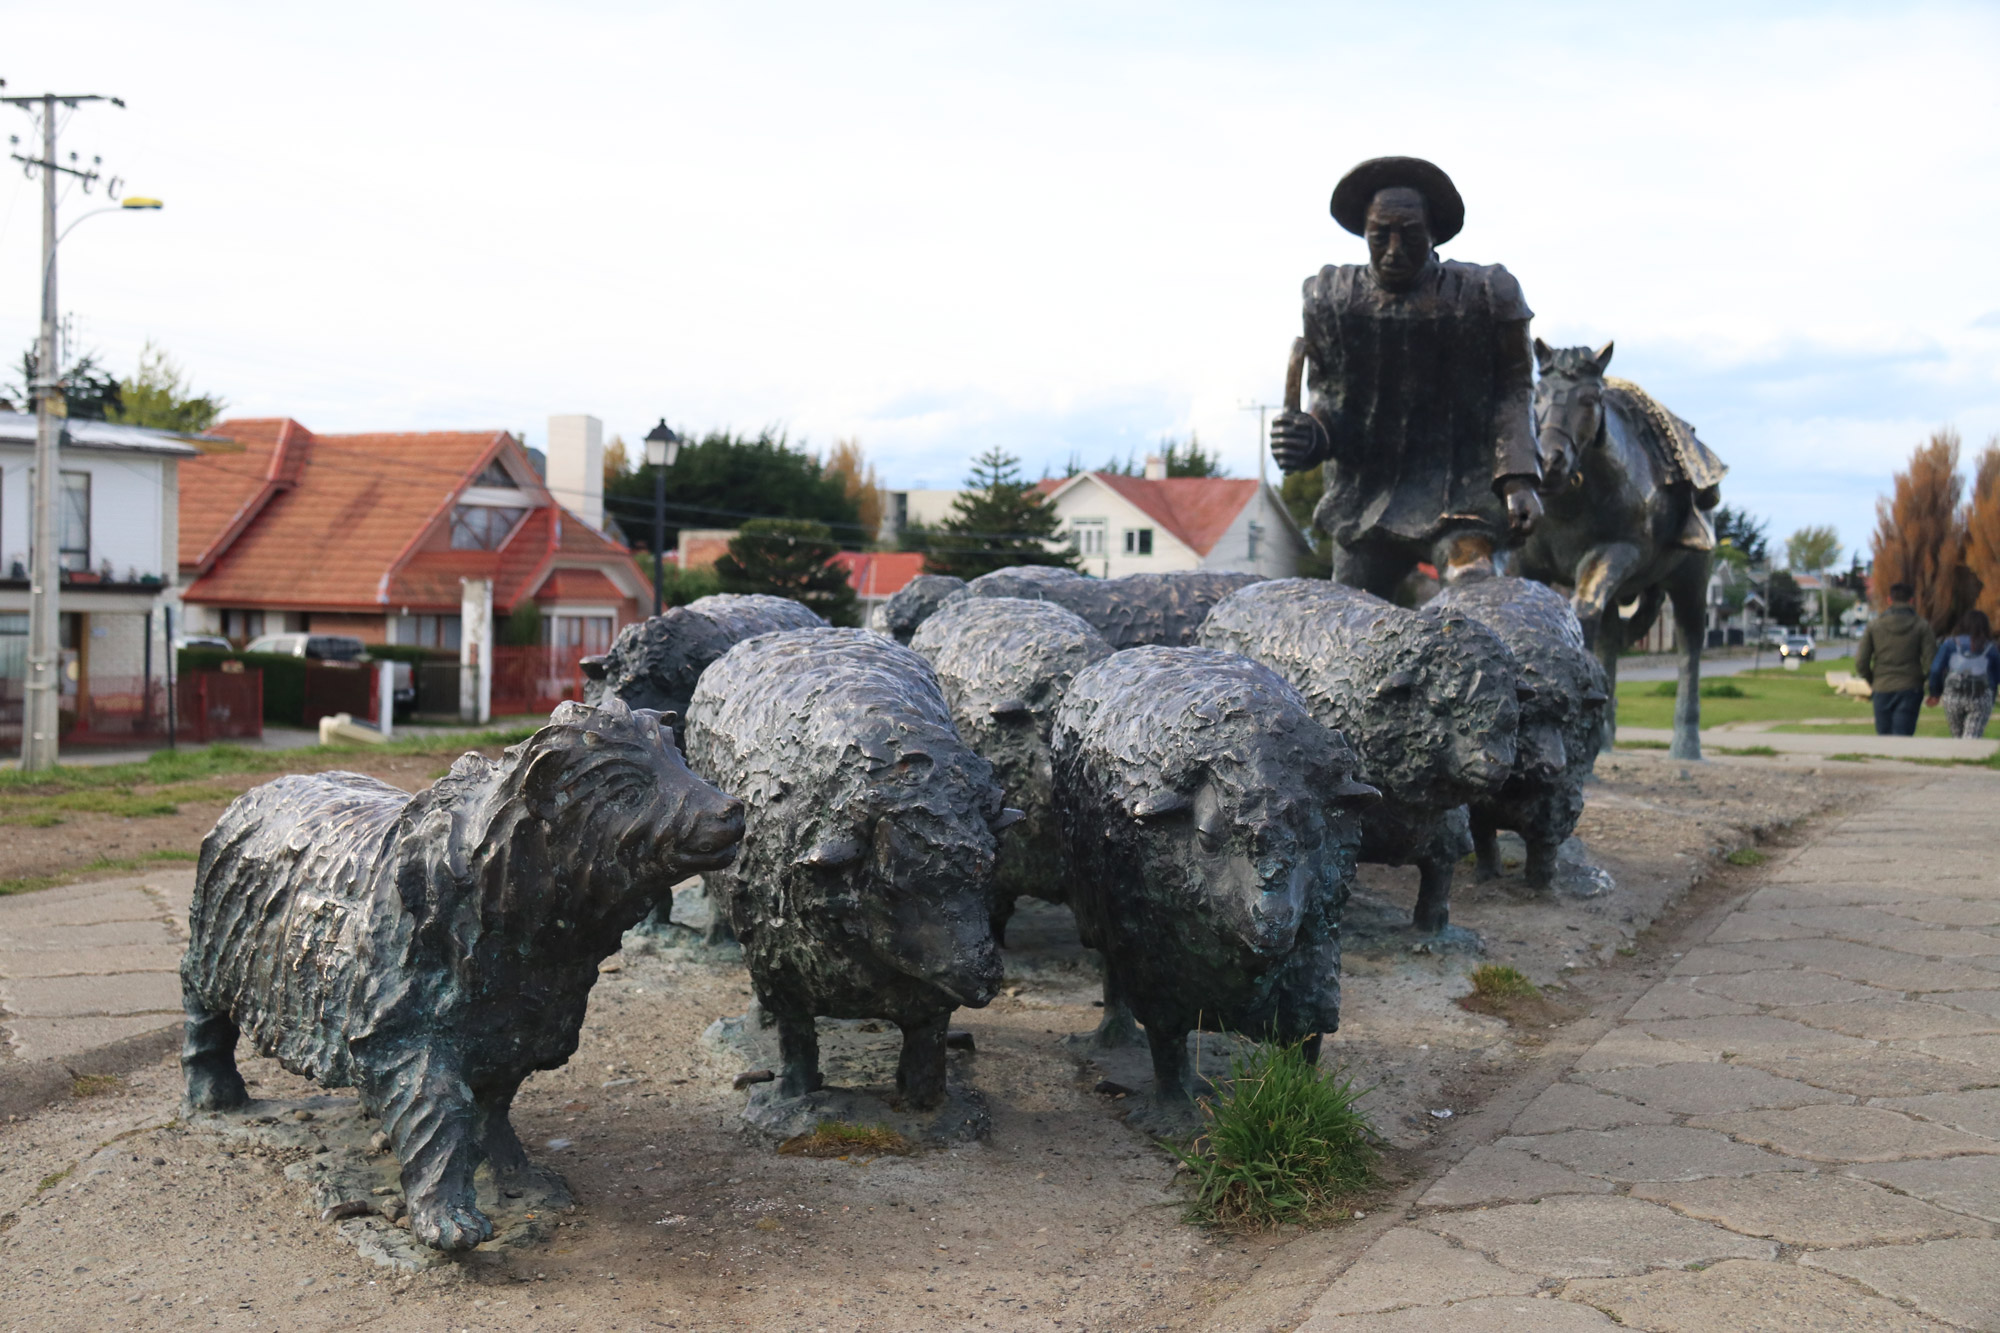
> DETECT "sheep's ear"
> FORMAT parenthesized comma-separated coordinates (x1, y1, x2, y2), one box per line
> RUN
(1581, 688, 1610, 707)
(1372, 670, 1418, 701)
(990, 807, 1026, 832)
(580, 654, 610, 682)
(1533, 336, 1554, 371)
(1332, 776, 1380, 807)
(989, 698, 1032, 719)
(549, 700, 593, 726)
(795, 833, 866, 870)
(634, 707, 680, 733)
(1515, 682, 1538, 705)
(1128, 789, 1191, 822)
(1590, 340, 1615, 373)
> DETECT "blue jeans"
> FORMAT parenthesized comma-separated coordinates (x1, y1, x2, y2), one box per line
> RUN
(1873, 688, 1922, 736)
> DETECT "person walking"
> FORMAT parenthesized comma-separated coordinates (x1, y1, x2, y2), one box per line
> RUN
(1927, 609, 2000, 739)
(1854, 582, 1937, 736)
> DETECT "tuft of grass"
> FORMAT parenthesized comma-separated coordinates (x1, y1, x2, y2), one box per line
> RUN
(1173, 1042, 1378, 1230)
(1827, 753, 1873, 763)
(70, 1073, 120, 1098)
(1469, 964, 1539, 999)
(35, 1167, 72, 1192)
(1725, 848, 1768, 867)
(777, 1121, 912, 1158)
(1617, 739, 1670, 750)
(1715, 745, 1779, 758)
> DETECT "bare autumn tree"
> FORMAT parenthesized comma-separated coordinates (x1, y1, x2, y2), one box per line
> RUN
(1870, 428, 1971, 633)
(822, 438, 884, 541)
(1967, 438, 2000, 626)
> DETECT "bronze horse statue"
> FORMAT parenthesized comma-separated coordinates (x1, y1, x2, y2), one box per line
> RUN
(1509, 341, 1726, 760)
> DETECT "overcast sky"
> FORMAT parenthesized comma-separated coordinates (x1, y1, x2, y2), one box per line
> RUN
(5, 1, 1998, 563)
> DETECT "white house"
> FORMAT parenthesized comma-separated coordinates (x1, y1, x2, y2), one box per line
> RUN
(1034, 457, 1312, 579)
(1, 411, 195, 749)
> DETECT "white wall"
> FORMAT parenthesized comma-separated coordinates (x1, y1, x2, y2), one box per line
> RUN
(1045, 476, 1199, 578)
(0, 444, 177, 583)
(545, 414, 604, 530)
(1202, 484, 1307, 577)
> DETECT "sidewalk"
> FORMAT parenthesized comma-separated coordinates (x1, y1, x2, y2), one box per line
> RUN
(0, 867, 192, 1070)
(1620, 727, 1998, 762)
(1295, 770, 2000, 1331)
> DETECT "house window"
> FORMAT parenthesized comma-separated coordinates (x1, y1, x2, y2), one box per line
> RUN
(58, 472, 90, 572)
(1070, 519, 1107, 556)
(543, 615, 615, 655)
(1123, 527, 1153, 556)
(0, 612, 24, 684)
(1246, 520, 1263, 562)
(220, 609, 266, 643)
(449, 505, 526, 550)
(394, 614, 461, 651)
(473, 461, 519, 489)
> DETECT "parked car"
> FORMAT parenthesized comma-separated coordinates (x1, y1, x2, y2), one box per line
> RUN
(174, 635, 234, 652)
(243, 633, 367, 662)
(1778, 635, 1815, 661)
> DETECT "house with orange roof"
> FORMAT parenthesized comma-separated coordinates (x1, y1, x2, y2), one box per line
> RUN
(178, 414, 650, 715)
(1030, 456, 1312, 579)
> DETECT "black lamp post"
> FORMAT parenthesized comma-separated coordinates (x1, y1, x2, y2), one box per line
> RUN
(644, 419, 681, 618)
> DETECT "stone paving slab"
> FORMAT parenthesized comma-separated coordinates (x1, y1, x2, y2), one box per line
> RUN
(1421, 1196, 1775, 1278)
(1508, 1082, 1675, 1135)
(1877, 901, 2000, 927)
(1302, 1294, 1618, 1331)
(1577, 1062, 1853, 1115)
(1571, 1030, 1719, 1072)
(1690, 968, 1896, 1007)
(0, 1013, 182, 1065)
(0, 871, 189, 1066)
(1691, 1103, 2000, 1163)
(1497, 1124, 1807, 1182)
(1565, 1259, 1961, 1332)
(1875, 928, 2000, 957)
(1698, 939, 2000, 993)
(1415, 1145, 1616, 1208)
(2, 969, 181, 1017)
(1731, 1047, 1985, 1099)
(1773, 999, 2000, 1041)
(1627, 1173, 1985, 1248)
(1624, 980, 1758, 1021)
(0, 918, 180, 950)
(1854, 1156, 2000, 1224)
(1636, 1013, 1876, 1059)
(1804, 1237, 2000, 1331)
(1918, 1034, 2000, 1073)
(1936, 990, 2000, 1020)
(1305, 1227, 1539, 1318)
(0, 880, 166, 929)
(1668, 945, 1783, 976)
(1874, 1088, 2000, 1139)
(0, 943, 186, 977)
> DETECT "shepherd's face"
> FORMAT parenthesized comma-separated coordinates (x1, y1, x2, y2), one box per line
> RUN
(1365, 187, 1432, 292)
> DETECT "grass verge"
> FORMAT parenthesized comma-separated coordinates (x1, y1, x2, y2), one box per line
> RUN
(1173, 1042, 1377, 1230)
(1, 849, 201, 896)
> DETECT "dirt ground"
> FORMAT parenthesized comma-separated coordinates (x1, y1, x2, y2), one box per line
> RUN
(0, 749, 1909, 1332)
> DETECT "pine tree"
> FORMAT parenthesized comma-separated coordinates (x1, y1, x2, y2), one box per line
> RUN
(714, 519, 859, 626)
(916, 448, 1081, 580)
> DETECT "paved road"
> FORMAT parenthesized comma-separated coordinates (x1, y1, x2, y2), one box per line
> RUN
(1620, 642, 1852, 683)
(1295, 769, 2000, 1331)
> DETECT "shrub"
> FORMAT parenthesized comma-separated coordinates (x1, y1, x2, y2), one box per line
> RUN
(1174, 1042, 1377, 1229)
(1651, 679, 1747, 698)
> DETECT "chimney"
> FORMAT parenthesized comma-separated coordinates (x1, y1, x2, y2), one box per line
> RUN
(545, 414, 604, 529)
(1143, 454, 1167, 481)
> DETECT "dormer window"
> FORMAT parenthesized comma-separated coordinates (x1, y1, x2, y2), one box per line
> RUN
(449, 505, 525, 550)
(473, 461, 518, 489)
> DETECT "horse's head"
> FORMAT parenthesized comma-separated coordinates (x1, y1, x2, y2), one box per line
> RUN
(1532, 339, 1615, 492)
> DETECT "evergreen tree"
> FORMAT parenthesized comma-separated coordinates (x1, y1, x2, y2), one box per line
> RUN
(1713, 506, 1770, 565)
(8, 349, 121, 420)
(602, 430, 863, 556)
(108, 341, 226, 432)
(714, 518, 859, 626)
(913, 448, 1081, 580)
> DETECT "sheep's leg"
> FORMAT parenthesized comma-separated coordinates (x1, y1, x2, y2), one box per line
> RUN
(1469, 808, 1503, 882)
(1090, 967, 1144, 1049)
(1412, 857, 1455, 934)
(989, 892, 1018, 950)
(895, 1011, 951, 1111)
(774, 1011, 822, 1099)
(365, 1047, 492, 1253)
(1146, 1023, 1196, 1101)
(476, 1082, 531, 1180)
(1524, 835, 1560, 890)
(1299, 1032, 1325, 1067)
(180, 991, 250, 1112)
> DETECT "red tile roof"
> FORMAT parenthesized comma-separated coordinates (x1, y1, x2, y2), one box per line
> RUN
(182, 422, 644, 615)
(1043, 473, 1260, 557)
(832, 550, 927, 599)
(178, 418, 312, 573)
(531, 568, 627, 604)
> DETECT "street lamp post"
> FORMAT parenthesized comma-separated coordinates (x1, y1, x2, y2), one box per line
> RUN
(643, 419, 680, 618)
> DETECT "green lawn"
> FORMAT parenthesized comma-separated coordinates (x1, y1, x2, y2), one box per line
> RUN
(1613, 659, 1954, 739)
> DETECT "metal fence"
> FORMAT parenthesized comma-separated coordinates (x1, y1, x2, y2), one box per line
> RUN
(177, 670, 264, 743)
(492, 645, 590, 717)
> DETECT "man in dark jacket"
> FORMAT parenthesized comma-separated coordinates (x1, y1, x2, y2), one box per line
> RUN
(1855, 582, 1938, 736)
(1269, 156, 1542, 597)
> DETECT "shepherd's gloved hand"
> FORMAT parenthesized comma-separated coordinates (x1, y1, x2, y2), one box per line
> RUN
(1503, 478, 1542, 538)
(1270, 411, 1329, 473)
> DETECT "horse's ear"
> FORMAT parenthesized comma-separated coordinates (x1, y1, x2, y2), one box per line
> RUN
(1533, 336, 1554, 371)
(1590, 341, 1615, 373)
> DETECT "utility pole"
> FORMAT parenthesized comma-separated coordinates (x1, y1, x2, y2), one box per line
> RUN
(4, 90, 124, 770)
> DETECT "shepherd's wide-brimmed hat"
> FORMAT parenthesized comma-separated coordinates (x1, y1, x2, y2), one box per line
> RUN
(1331, 157, 1464, 244)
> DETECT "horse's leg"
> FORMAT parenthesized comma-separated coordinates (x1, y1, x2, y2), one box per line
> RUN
(1331, 540, 1415, 600)
(1666, 555, 1712, 761)
(1571, 543, 1641, 749)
